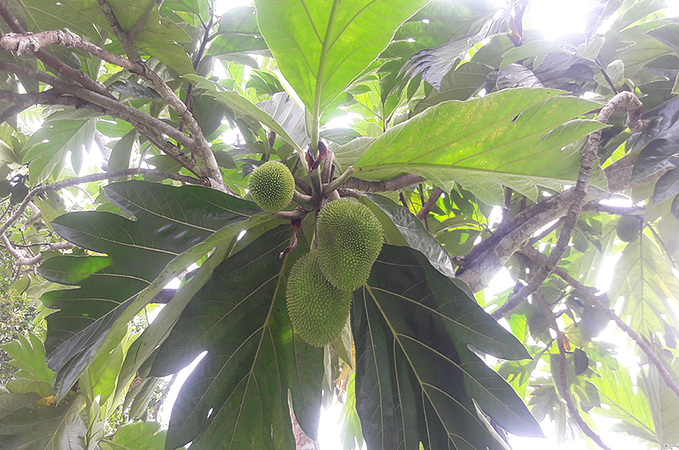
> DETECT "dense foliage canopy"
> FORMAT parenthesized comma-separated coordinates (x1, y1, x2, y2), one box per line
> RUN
(1, 0, 679, 449)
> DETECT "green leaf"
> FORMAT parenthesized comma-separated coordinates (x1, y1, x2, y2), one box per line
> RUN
(185, 75, 304, 156)
(354, 88, 606, 204)
(207, 6, 269, 58)
(23, 112, 97, 184)
(99, 421, 166, 450)
(0, 392, 87, 450)
(3, 333, 54, 384)
(608, 233, 679, 334)
(254, 0, 428, 114)
(108, 130, 138, 172)
(151, 225, 323, 450)
(639, 345, 679, 447)
(363, 194, 456, 278)
(41, 181, 263, 400)
(353, 245, 541, 449)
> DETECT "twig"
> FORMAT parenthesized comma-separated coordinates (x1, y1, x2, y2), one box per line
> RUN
(1, 234, 75, 266)
(416, 186, 444, 220)
(527, 218, 563, 246)
(581, 201, 645, 216)
(491, 92, 643, 319)
(533, 290, 611, 450)
(0, 0, 114, 99)
(342, 173, 426, 193)
(595, 57, 619, 95)
(323, 167, 354, 197)
(0, 169, 203, 238)
(520, 245, 679, 402)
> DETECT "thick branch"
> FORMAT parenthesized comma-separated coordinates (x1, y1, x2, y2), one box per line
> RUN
(0, 29, 143, 74)
(0, 169, 203, 238)
(494, 92, 643, 316)
(520, 246, 679, 402)
(0, 63, 194, 148)
(96, 0, 225, 191)
(342, 173, 426, 192)
(533, 291, 611, 450)
(0, 0, 113, 99)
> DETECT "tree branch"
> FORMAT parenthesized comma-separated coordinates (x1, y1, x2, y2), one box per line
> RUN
(520, 245, 679, 402)
(0, 169, 203, 238)
(1, 234, 75, 266)
(96, 0, 225, 192)
(0, 29, 144, 75)
(533, 290, 612, 450)
(493, 92, 644, 316)
(342, 173, 426, 192)
(0, 0, 114, 99)
(416, 186, 444, 220)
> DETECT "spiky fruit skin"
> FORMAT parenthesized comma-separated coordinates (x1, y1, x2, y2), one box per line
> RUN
(317, 198, 383, 291)
(286, 250, 352, 347)
(247, 161, 295, 212)
(616, 216, 641, 242)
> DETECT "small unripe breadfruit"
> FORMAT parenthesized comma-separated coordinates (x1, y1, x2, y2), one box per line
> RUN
(286, 250, 352, 347)
(247, 161, 295, 211)
(616, 216, 641, 242)
(317, 198, 383, 291)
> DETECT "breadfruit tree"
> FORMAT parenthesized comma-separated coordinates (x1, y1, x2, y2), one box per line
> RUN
(1, 0, 679, 449)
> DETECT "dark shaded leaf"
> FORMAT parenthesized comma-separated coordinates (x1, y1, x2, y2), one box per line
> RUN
(653, 168, 679, 205)
(152, 225, 323, 450)
(573, 348, 589, 375)
(192, 95, 227, 138)
(354, 245, 541, 450)
(414, 61, 493, 113)
(107, 129, 137, 172)
(494, 63, 544, 91)
(41, 181, 263, 399)
(402, 3, 515, 89)
(363, 194, 456, 278)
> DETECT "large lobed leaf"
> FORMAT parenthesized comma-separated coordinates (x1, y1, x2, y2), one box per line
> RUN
(608, 233, 679, 334)
(353, 88, 606, 204)
(41, 181, 264, 400)
(151, 225, 324, 450)
(254, 0, 428, 115)
(353, 244, 543, 450)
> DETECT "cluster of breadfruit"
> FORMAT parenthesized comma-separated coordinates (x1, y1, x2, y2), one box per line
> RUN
(247, 160, 383, 346)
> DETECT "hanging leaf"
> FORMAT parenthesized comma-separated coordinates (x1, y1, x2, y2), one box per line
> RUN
(41, 181, 266, 400)
(608, 233, 679, 334)
(151, 225, 323, 450)
(353, 245, 542, 450)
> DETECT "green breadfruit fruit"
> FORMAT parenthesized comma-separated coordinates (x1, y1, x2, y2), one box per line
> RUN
(286, 250, 352, 347)
(247, 160, 295, 211)
(616, 216, 641, 242)
(317, 198, 383, 291)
